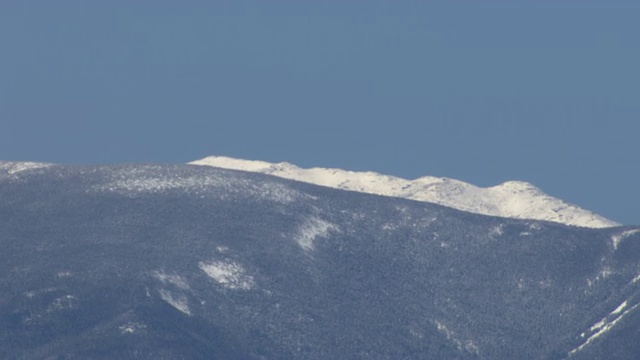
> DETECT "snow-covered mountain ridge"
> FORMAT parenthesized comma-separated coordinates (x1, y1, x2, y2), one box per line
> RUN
(190, 156, 619, 228)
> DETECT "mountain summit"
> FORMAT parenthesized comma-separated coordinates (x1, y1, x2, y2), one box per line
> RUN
(190, 156, 619, 228)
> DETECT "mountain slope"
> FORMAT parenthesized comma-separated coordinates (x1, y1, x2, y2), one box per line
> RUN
(190, 156, 619, 228)
(1, 161, 639, 359)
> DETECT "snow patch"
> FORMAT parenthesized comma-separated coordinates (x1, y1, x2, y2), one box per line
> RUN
(611, 229, 640, 250)
(571, 300, 639, 356)
(47, 295, 77, 312)
(490, 224, 505, 237)
(611, 300, 628, 316)
(0, 161, 52, 175)
(0, 161, 53, 181)
(119, 321, 147, 335)
(24, 287, 58, 299)
(587, 266, 615, 287)
(56, 271, 72, 278)
(93, 166, 303, 204)
(598, 267, 613, 280)
(199, 260, 255, 290)
(152, 270, 190, 290)
(253, 182, 300, 203)
(433, 320, 480, 355)
(294, 216, 338, 251)
(382, 223, 399, 231)
(159, 289, 191, 315)
(538, 278, 554, 289)
(191, 156, 618, 228)
(93, 167, 228, 194)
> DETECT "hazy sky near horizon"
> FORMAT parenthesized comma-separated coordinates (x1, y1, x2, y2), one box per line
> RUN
(1, 1, 639, 225)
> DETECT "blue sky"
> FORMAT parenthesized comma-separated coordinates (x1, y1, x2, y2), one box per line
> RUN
(1, 1, 639, 225)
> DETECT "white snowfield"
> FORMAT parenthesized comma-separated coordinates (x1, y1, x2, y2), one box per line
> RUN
(190, 156, 620, 229)
(0, 161, 53, 175)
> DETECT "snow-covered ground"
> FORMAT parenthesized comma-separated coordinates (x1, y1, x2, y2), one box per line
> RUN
(190, 156, 619, 228)
(0, 161, 53, 176)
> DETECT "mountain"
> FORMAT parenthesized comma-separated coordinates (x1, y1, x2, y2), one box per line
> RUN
(1, 160, 639, 359)
(189, 156, 619, 229)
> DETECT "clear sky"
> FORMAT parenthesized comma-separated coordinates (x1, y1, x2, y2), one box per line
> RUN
(1, 1, 638, 225)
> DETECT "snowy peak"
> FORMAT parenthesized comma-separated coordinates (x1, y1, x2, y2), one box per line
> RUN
(0, 161, 52, 175)
(189, 156, 620, 229)
(0, 161, 54, 181)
